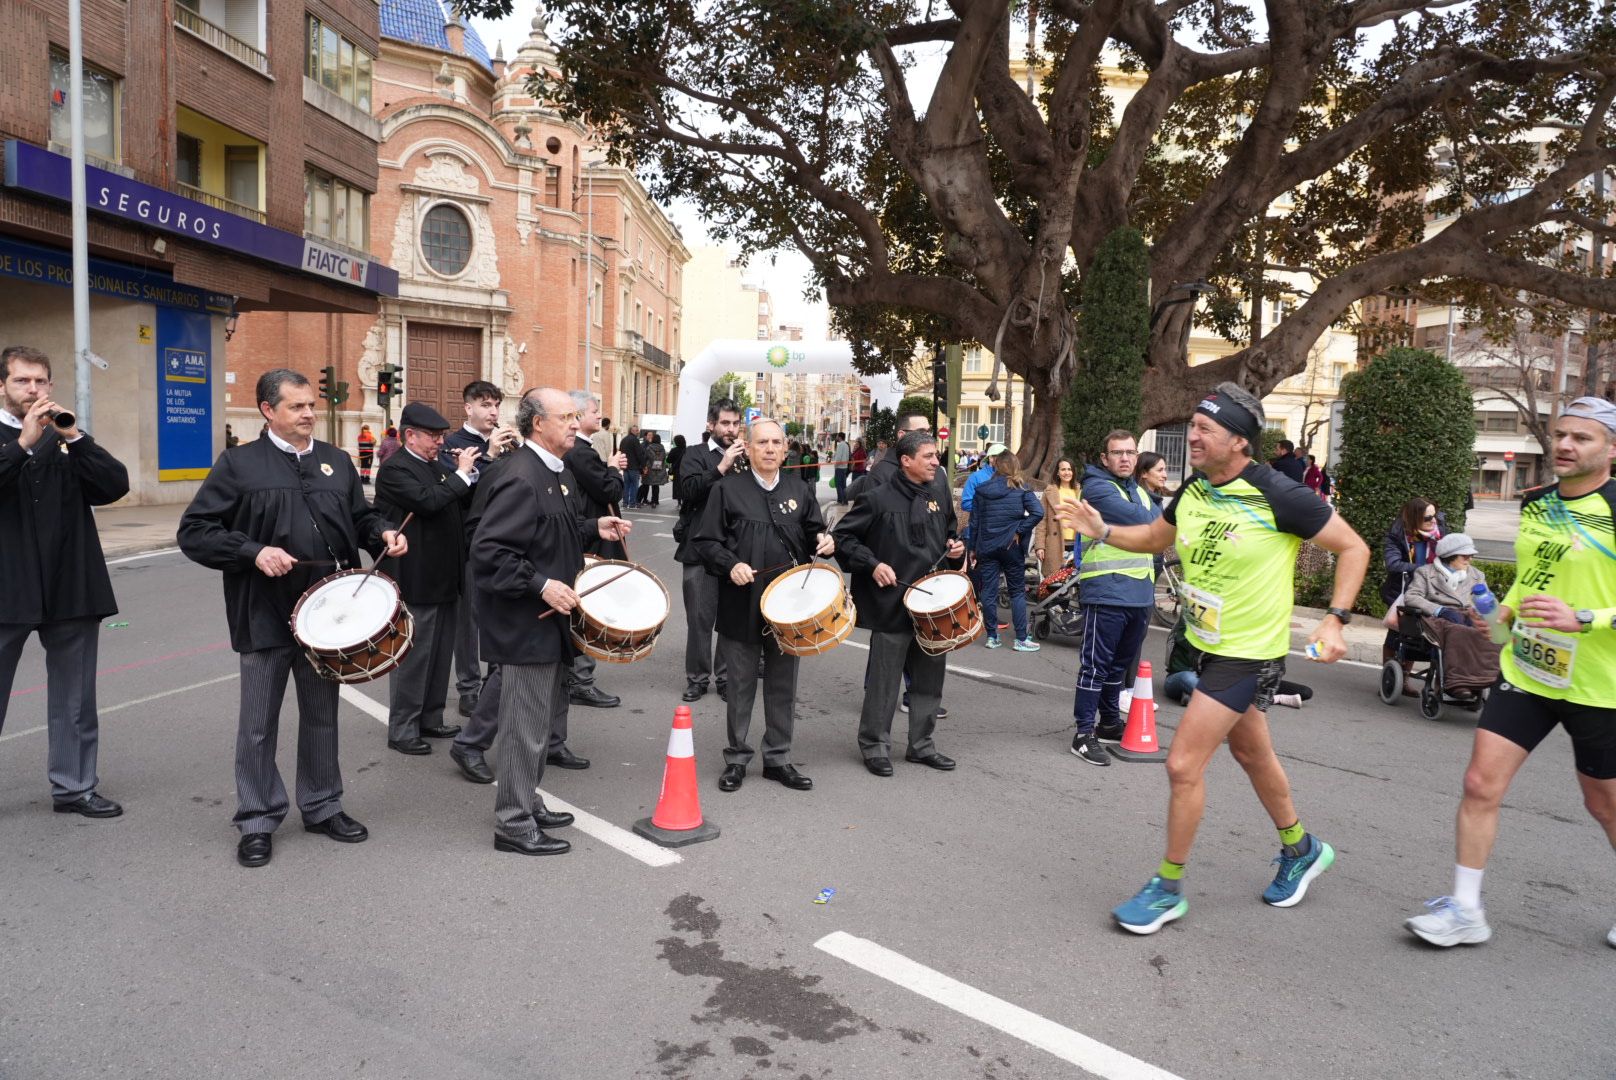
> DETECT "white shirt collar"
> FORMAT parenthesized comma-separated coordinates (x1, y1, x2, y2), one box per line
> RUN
(752, 470, 781, 492)
(707, 436, 723, 454)
(0, 409, 21, 429)
(526, 439, 565, 473)
(267, 428, 314, 458)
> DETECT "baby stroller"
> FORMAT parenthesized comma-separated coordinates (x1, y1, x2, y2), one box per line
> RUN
(1377, 607, 1491, 720)
(1000, 550, 1083, 640)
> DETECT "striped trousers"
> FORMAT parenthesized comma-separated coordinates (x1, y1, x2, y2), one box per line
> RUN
(491, 661, 568, 841)
(234, 646, 344, 834)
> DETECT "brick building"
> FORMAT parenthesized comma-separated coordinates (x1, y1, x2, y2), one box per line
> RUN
(0, 0, 397, 504)
(225, 1, 688, 445)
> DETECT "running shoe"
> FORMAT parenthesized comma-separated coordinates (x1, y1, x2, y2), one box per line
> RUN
(1608, 923, 1615, 949)
(1273, 693, 1303, 709)
(1070, 733, 1111, 766)
(1013, 638, 1040, 652)
(899, 694, 908, 714)
(1261, 836, 1335, 907)
(1404, 897, 1492, 947)
(1113, 877, 1188, 935)
(984, 636, 1002, 649)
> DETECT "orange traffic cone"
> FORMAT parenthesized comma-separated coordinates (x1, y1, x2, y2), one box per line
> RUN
(1109, 661, 1169, 763)
(633, 705, 720, 847)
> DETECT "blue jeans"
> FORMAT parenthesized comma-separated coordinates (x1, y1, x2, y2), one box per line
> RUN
(1164, 670, 1198, 706)
(622, 470, 641, 507)
(833, 468, 849, 503)
(1071, 603, 1151, 734)
(973, 545, 1028, 641)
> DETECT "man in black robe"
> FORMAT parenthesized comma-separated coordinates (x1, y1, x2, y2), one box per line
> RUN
(0, 345, 129, 818)
(558, 388, 626, 732)
(675, 398, 743, 702)
(833, 431, 965, 777)
(692, 418, 833, 793)
(472, 387, 630, 856)
(179, 369, 406, 868)
(374, 401, 479, 754)
(441, 379, 517, 719)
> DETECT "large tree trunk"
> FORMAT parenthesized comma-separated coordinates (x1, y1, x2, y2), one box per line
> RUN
(1017, 389, 1065, 479)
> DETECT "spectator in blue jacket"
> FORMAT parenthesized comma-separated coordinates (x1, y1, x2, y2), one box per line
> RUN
(1069, 429, 1162, 766)
(960, 442, 1007, 512)
(964, 450, 1044, 650)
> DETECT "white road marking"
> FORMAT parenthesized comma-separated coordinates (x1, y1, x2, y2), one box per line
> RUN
(107, 547, 180, 565)
(839, 640, 1071, 694)
(653, 532, 675, 539)
(0, 672, 239, 743)
(815, 931, 1185, 1080)
(336, 685, 681, 868)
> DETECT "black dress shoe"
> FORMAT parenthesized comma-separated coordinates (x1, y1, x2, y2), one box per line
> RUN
(421, 724, 462, 738)
(237, 832, 273, 868)
(53, 792, 123, 818)
(716, 683, 728, 702)
(450, 745, 494, 784)
(717, 764, 745, 792)
(389, 738, 432, 755)
(905, 751, 957, 771)
(865, 757, 894, 777)
(681, 683, 706, 702)
(304, 811, 369, 843)
(533, 807, 575, 830)
(457, 693, 478, 718)
(494, 831, 571, 856)
(569, 684, 621, 708)
(546, 745, 590, 770)
(762, 764, 813, 790)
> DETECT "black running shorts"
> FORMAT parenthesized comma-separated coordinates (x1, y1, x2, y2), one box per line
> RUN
(1478, 683, 1616, 780)
(1194, 654, 1286, 714)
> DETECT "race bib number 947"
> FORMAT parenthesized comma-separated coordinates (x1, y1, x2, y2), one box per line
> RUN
(1181, 583, 1224, 646)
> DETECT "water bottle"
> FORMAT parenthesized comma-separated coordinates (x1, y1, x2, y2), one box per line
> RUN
(1471, 583, 1511, 644)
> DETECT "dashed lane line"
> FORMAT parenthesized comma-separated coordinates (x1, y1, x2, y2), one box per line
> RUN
(815, 931, 1185, 1080)
(335, 685, 682, 868)
(106, 547, 181, 565)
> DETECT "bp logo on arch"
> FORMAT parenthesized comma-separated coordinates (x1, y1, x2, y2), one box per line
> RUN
(766, 345, 791, 368)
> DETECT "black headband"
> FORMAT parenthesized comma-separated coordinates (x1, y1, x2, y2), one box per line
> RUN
(1195, 390, 1261, 442)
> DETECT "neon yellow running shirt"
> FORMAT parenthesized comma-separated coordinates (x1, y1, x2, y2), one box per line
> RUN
(1501, 485, 1616, 706)
(1164, 463, 1332, 660)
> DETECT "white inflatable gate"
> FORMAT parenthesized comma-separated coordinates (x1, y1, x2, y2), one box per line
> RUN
(673, 340, 905, 442)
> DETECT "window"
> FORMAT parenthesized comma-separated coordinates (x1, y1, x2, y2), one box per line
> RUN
(49, 50, 120, 164)
(957, 406, 979, 442)
(544, 166, 560, 208)
(593, 280, 603, 327)
(1484, 413, 1518, 433)
(305, 16, 375, 111)
(225, 145, 258, 211)
(988, 407, 1008, 445)
(1330, 362, 1347, 389)
(964, 345, 983, 374)
(177, 133, 202, 188)
(303, 166, 369, 249)
(420, 203, 472, 275)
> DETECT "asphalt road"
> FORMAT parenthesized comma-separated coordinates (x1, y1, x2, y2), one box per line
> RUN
(3, 510, 1612, 1080)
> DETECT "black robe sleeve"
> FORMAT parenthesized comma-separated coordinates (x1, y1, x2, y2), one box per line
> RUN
(832, 496, 882, 576)
(65, 434, 130, 505)
(177, 450, 266, 571)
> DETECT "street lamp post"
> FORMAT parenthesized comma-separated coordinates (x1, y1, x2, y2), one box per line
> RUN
(67, 0, 92, 429)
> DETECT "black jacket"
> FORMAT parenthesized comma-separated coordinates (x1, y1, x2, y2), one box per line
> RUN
(620, 433, 645, 472)
(470, 446, 598, 666)
(372, 449, 474, 606)
(0, 424, 128, 624)
(178, 435, 391, 653)
(1380, 512, 1449, 605)
(565, 434, 625, 559)
(440, 425, 493, 470)
(674, 439, 725, 564)
(834, 471, 961, 633)
(692, 471, 828, 642)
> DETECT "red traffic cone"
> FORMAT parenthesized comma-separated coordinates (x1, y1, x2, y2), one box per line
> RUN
(633, 705, 720, 847)
(1109, 661, 1169, 762)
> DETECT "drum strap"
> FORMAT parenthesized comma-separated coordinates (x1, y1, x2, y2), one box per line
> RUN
(286, 452, 349, 569)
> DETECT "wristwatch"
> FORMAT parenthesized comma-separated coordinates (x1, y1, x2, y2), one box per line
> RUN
(1576, 609, 1596, 633)
(1326, 607, 1353, 625)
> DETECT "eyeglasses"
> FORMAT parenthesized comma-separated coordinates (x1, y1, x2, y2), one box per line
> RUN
(1105, 449, 1139, 457)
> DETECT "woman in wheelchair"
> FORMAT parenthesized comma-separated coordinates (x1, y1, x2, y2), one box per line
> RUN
(1397, 533, 1502, 699)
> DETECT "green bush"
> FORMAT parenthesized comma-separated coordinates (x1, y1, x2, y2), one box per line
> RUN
(864, 405, 896, 451)
(1061, 227, 1149, 464)
(897, 394, 937, 422)
(1476, 559, 1516, 599)
(1334, 347, 1475, 613)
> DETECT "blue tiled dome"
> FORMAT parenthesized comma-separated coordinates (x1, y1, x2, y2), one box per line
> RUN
(380, 0, 494, 72)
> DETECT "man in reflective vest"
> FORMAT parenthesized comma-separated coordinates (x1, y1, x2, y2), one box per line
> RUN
(1070, 429, 1161, 766)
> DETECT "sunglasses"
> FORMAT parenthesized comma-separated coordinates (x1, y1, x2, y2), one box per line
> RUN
(1422, 513, 1438, 522)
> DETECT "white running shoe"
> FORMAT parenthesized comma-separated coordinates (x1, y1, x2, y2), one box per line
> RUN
(1273, 693, 1303, 709)
(1405, 897, 1492, 947)
(1607, 923, 1615, 949)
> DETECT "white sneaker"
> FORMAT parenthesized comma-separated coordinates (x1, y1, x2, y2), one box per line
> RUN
(1607, 923, 1615, 949)
(1405, 897, 1492, 947)
(1273, 693, 1303, 709)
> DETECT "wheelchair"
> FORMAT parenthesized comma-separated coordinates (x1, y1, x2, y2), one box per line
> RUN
(1377, 607, 1489, 720)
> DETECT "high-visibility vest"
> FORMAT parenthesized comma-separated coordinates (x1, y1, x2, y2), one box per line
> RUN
(1077, 479, 1157, 581)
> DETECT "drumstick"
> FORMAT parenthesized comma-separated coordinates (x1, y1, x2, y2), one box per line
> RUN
(609, 501, 632, 562)
(895, 579, 934, 595)
(292, 559, 336, 567)
(537, 564, 638, 621)
(352, 512, 413, 596)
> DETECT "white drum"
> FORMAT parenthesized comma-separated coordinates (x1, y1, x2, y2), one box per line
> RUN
(902, 569, 984, 655)
(760, 564, 855, 656)
(290, 570, 415, 683)
(570, 559, 670, 663)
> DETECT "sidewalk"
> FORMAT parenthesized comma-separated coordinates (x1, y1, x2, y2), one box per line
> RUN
(93, 501, 187, 558)
(1290, 604, 1385, 665)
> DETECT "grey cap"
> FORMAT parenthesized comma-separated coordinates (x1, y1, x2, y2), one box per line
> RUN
(1560, 396, 1616, 435)
(1436, 533, 1478, 560)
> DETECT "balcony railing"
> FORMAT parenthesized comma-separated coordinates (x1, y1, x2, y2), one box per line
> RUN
(177, 180, 267, 224)
(642, 340, 672, 370)
(174, 5, 269, 76)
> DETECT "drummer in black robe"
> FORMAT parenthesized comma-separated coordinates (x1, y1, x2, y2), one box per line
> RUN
(692, 418, 834, 793)
(178, 369, 405, 869)
(833, 431, 965, 777)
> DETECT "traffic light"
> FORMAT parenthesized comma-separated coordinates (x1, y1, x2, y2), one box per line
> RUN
(931, 345, 962, 422)
(931, 349, 947, 416)
(319, 365, 336, 402)
(376, 364, 397, 409)
(333, 381, 350, 407)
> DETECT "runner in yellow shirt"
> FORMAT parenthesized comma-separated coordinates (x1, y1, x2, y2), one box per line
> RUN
(1405, 397, 1616, 949)
(1060, 382, 1370, 933)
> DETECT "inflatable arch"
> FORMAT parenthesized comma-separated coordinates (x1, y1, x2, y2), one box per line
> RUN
(673, 340, 906, 441)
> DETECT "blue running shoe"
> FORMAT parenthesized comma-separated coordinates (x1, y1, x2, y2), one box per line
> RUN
(984, 636, 1002, 649)
(1113, 877, 1188, 935)
(1262, 837, 1335, 907)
